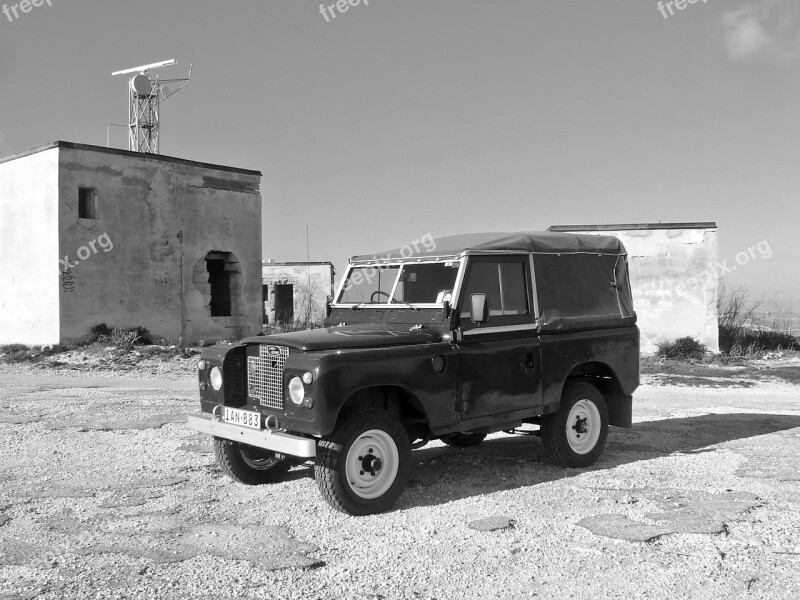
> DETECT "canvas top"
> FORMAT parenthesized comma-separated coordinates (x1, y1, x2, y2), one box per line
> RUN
(351, 231, 627, 263)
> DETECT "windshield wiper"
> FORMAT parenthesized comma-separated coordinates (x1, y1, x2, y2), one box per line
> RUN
(351, 302, 386, 310)
(389, 301, 420, 311)
(351, 301, 419, 311)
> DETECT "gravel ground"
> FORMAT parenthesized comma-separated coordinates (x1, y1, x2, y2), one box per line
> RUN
(0, 346, 200, 381)
(1, 365, 799, 600)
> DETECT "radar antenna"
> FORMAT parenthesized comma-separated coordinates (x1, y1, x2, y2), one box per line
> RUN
(111, 59, 192, 154)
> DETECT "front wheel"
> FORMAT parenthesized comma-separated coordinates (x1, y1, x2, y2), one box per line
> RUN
(213, 438, 291, 485)
(541, 381, 608, 468)
(315, 410, 411, 516)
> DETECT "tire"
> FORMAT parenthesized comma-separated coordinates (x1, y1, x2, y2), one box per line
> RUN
(213, 437, 291, 485)
(541, 381, 608, 468)
(315, 409, 411, 516)
(441, 432, 487, 448)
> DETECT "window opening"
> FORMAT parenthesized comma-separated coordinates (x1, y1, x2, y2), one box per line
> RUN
(78, 187, 98, 219)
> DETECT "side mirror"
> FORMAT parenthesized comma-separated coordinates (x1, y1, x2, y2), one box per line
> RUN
(470, 293, 488, 325)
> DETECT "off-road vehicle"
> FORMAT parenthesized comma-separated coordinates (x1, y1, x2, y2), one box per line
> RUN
(187, 231, 639, 515)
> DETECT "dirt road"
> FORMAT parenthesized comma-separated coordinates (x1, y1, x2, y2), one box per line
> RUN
(1, 369, 799, 599)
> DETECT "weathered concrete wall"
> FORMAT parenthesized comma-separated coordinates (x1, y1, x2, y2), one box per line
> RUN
(0, 149, 60, 345)
(262, 263, 334, 327)
(56, 145, 262, 344)
(588, 228, 719, 354)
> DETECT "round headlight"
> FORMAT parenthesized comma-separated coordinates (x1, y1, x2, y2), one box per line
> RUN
(209, 366, 223, 391)
(302, 371, 314, 385)
(288, 377, 305, 405)
(198, 359, 207, 370)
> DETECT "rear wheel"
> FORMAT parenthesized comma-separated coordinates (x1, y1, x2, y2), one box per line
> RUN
(315, 410, 411, 516)
(213, 438, 291, 485)
(441, 432, 487, 448)
(541, 381, 608, 468)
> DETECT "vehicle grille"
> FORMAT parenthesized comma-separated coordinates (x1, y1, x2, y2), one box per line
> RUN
(222, 349, 246, 406)
(247, 344, 288, 410)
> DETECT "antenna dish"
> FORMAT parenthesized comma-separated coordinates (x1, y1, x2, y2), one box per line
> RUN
(131, 74, 152, 96)
(159, 85, 170, 99)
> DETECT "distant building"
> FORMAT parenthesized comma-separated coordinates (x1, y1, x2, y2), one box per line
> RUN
(549, 223, 719, 354)
(0, 141, 263, 345)
(262, 261, 335, 327)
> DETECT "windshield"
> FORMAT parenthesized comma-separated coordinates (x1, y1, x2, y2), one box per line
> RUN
(337, 262, 460, 305)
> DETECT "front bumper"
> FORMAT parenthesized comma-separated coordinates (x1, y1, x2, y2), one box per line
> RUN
(186, 413, 317, 458)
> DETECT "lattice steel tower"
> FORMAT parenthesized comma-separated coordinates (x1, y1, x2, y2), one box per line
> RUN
(111, 59, 192, 154)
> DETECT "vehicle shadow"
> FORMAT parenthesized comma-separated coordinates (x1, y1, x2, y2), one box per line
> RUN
(281, 412, 800, 509)
(395, 412, 800, 510)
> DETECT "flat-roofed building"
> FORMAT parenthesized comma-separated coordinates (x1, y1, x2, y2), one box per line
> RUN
(262, 261, 335, 329)
(0, 141, 263, 345)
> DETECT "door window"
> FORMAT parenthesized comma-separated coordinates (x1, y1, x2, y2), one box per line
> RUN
(459, 257, 531, 327)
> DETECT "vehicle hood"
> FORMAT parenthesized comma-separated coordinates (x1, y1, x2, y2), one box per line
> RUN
(241, 327, 442, 352)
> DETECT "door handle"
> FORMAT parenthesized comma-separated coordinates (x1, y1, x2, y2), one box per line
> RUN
(522, 353, 535, 369)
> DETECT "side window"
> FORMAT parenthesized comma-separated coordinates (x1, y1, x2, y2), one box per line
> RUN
(78, 187, 98, 219)
(499, 263, 528, 315)
(459, 257, 530, 324)
(460, 263, 501, 318)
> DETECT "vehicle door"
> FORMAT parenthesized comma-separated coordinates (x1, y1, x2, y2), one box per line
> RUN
(455, 255, 543, 420)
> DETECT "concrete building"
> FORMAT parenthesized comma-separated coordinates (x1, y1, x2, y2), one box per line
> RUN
(0, 141, 262, 345)
(549, 223, 719, 354)
(262, 261, 335, 328)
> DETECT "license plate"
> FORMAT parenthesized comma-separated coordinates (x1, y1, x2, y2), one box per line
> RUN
(222, 407, 261, 430)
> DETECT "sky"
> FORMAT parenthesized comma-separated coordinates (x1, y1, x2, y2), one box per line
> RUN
(1, 0, 798, 309)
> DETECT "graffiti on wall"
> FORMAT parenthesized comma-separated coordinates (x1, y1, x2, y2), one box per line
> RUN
(153, 274, 179, 307)
(61, 265, 76, 293)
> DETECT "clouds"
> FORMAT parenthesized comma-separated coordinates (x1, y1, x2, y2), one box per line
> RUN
(722, 5, 773, 60)
(722, 0, 800, 62)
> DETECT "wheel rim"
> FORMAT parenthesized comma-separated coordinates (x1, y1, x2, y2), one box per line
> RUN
(240, 447, 281, 471)
(345, 429, 399, 500)
(566, 399, 601, 455)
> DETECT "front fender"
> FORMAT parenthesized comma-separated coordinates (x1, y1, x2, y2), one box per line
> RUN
(309, 343, 460, 436)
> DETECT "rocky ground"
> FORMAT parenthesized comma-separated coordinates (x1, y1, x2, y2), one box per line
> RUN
(1, 354, 799, 599)
(0, 343, 201, 381)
